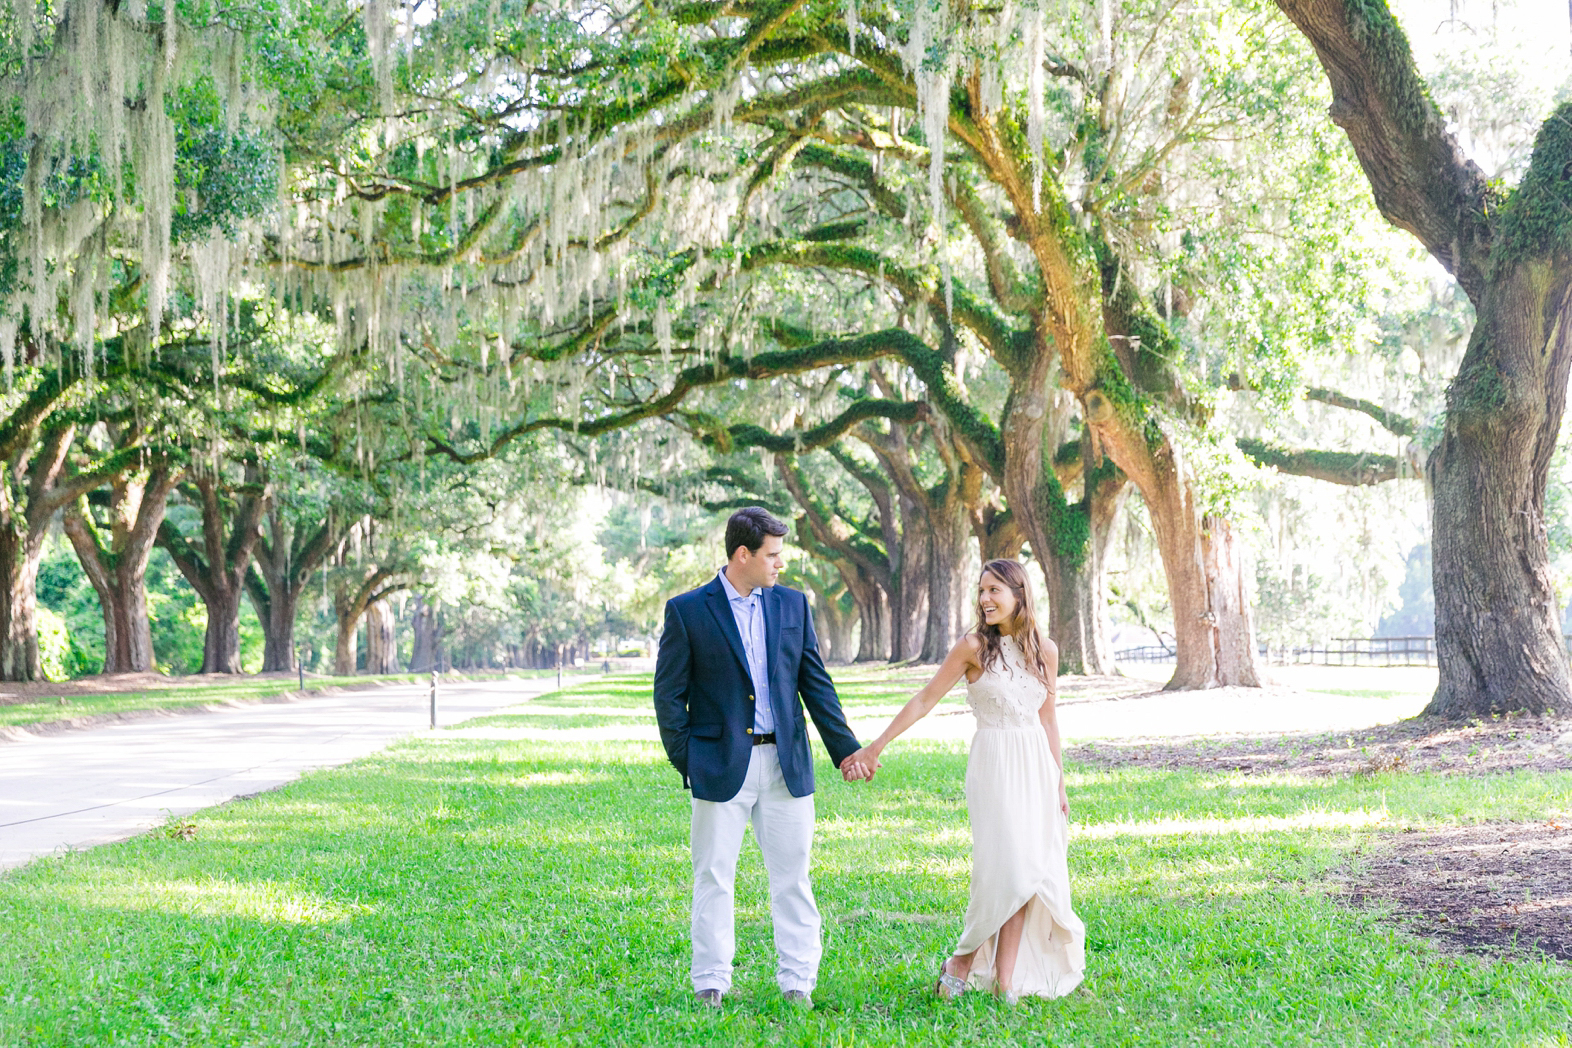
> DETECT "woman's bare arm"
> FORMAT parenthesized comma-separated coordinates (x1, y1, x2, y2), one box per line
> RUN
(844, 636, 981, 775)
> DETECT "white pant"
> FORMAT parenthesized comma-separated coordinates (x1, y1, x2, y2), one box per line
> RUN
(690, 744, 820, 994)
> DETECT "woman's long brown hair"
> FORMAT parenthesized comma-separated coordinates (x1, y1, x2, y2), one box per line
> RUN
(971, 558, 1054, 685)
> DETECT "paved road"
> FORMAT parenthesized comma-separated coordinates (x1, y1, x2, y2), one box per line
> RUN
(0, 677, 555, 871)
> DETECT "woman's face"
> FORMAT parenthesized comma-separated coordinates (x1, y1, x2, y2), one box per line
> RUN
(977, 571, 1018, 629)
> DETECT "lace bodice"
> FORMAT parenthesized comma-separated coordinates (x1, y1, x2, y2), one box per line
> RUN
(966, 636, 1049, 729)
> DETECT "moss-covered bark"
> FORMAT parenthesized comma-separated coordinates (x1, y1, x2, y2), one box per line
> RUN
(1282, 0, 1572, 717)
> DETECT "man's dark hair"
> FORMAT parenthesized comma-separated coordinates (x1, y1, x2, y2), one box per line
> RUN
(725, 507, 789, 559)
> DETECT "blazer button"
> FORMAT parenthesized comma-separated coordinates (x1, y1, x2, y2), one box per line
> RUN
(746, 728, 753, 734)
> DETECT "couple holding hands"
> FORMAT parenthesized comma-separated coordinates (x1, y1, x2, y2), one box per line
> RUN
(653, 508, 1085, 1009)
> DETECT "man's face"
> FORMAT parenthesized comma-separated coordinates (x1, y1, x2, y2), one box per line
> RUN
(735, 534, 786, 590)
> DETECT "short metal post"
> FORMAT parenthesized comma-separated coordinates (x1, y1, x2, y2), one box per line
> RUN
(429, 670, 439, 730)
(297, 646, 305, 692)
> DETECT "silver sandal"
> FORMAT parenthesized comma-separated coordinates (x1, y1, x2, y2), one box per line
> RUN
(935, 964, 967, 999)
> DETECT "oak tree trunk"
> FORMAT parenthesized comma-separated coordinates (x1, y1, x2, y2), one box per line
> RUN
(919, 487, 971, 662)
(1273, 2, 1572, 716)
(1, 424, 112, 680)
(63, 467, 178, 674)
(409, 595, 441, 672)
(1040, 470, 1128, 676)
(334, 604, 359, 676)
(0, 525, 45, 681)
(256, 586, 300, 673)
(200, 585, 245, 674)
(847, 567, 889, 662)
(889, 486, 928, 662)
(816, 594, 858, 663)
(1124, 439, 1261, 690)
(1424, 266, 1572, 717)
(71, 549, 158, 674)
(365, 599, 398, 673)
(158, 475, 268, 675)
(250, 514, 345, 673)
(996, 360, 1124, 675)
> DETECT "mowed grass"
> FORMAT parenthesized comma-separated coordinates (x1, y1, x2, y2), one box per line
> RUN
(0, 675, 426, 729)
(3, 674, 1570, 1046)
(0, 668, 603, 730)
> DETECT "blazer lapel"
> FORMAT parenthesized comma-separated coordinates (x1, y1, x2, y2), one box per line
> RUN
(704, 577, 751, 680)
(763, 586, 782, 684)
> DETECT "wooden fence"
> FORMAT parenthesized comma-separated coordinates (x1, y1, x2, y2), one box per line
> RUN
(1116, 635, 1572, 668)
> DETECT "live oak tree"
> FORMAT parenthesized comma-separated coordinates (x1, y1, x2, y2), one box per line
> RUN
(1277, 0, 1572, 717)
(323, 0, 1371, 686)
(156, 465, 268, 674)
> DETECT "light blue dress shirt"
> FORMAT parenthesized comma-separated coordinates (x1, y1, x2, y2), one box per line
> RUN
(718, 567, 774, 734)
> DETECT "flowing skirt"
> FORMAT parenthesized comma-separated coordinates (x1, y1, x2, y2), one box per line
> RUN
(954, 725, 1086, 998)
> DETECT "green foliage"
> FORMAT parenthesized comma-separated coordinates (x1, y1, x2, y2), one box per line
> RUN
(34, 606, 73, 681)
(146, 549, 209, 675)
(169, 123, 278, 243)
(35, 538, 104, 678)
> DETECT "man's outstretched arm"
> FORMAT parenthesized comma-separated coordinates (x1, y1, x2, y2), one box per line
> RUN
(796, 600, 861, 769)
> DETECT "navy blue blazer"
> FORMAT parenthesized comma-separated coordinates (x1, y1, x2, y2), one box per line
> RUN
(652, 575, 861, 802)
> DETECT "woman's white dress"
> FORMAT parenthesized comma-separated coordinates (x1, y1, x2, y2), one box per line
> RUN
(955, 635, 1086, 998)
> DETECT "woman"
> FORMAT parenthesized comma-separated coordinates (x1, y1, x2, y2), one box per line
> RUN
(843, 559, 1085, 1002)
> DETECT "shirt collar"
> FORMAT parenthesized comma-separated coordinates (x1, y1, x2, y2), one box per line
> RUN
(718, 567, 756, 604)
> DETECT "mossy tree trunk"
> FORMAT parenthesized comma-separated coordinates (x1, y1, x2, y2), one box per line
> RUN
(408, 595, 442, 672)
(333, 565, 406, 677)
(852, 416, 973, 662)
(990, 334, 1125, 676)
(961, 90, 1264, 687)
(1425, 267, 1572, 716)
(791, 557, 860, 663)
(1041, 463, 1129, 678)
(0, 426, 108, 681)
(1278, 0, 1572, 717)
(248, 510, 346, 672)
(157, 470, 268, 675)
(0, 369, 115, 681)
(779, 456, 897, 660)
(63, 462, 180, 674)
(364, 599, 398, 674)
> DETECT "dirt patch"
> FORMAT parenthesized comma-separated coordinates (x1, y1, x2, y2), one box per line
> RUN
(1343, 821, 1572, 962)
(1071, 713, 1572, 777)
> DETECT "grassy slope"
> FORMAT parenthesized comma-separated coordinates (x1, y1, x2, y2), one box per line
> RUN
(2, 674, 1570, 1046)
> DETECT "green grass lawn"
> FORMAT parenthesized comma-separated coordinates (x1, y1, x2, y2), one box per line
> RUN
(0, 668, 603, 730)
(3, 674, 1569, 1046)
(0, 674, 429, 729)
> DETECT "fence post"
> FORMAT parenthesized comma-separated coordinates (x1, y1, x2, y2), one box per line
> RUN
(429, 670, 439, 730)
(296, 645, 304, 691)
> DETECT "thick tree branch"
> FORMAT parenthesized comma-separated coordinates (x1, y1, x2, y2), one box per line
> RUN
(721, 398, 925, 454)
(1274, 0, 1493, 301)
(1305, 386, 1418, 437)
(1237, 437, 1406, 485)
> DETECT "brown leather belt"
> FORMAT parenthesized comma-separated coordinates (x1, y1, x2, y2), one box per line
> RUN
(751, 732, 777, 746)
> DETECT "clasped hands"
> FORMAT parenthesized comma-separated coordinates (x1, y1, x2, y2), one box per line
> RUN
(840, 746, 882, 783)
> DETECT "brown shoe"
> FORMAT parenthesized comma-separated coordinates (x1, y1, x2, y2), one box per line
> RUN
(695, 988, 723, 1009)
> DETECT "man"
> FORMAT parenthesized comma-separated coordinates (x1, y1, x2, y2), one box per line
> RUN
(652, 507, 867, 1010)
